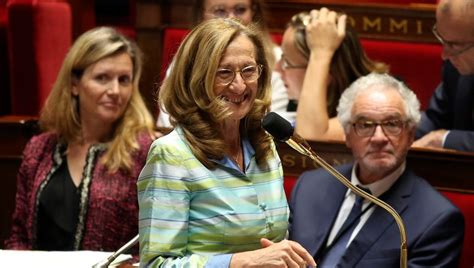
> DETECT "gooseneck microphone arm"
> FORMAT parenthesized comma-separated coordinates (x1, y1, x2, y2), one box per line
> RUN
(262, 112, 407, 268)
(92, 234, 139, 268)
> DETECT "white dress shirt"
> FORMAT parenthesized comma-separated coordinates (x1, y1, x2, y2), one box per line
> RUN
(325, 161, 406, 248)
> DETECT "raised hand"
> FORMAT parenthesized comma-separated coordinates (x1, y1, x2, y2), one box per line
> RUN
(306, 8, 347, 59)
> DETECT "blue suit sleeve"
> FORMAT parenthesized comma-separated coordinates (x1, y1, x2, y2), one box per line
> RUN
(416, 83, 450, 139)
(408, 207, 464, 267)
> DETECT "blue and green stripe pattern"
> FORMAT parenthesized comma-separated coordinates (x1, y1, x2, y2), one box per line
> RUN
(138, 127, 288, 267)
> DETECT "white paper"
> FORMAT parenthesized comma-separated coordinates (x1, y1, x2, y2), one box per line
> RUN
(0, 250, 134, 268)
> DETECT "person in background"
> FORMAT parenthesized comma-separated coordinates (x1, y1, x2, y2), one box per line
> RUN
(4, 27, 155, 252)
(156, 0, 292, 129)
(414, 0, 474, 152)
(276, 8, 388, 140)
(138, 18, 315, 267)
(289, 73, 464, 267)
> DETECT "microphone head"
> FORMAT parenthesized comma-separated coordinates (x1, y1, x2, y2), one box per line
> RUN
(262, 112, 294, 142)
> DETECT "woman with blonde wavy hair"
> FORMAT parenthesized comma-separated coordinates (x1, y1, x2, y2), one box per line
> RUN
(5, 27, 155, 252)
(157, 0, 293, 130)
(138, 18, 315, 267)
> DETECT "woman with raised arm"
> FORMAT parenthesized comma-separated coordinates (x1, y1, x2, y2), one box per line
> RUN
(277, 8, 388, 141)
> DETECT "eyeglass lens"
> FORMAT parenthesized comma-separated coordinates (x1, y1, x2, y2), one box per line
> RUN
(353, 120, 405, 137)
(216, 65, 262, 86)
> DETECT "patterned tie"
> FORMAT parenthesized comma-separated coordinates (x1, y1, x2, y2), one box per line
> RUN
(319, 189, 369, 268)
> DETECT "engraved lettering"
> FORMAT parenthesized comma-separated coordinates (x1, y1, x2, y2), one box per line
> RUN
(347, 15, 356, 28)
(282, 154, 295, 167)
(416, 20, 423, 34)
(301, 155, 307, 169)
(363, 17, 382, 32)
(389, 18, 408, 33)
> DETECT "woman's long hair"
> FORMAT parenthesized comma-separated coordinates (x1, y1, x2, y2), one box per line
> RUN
(159, 18, 273, 168)
(289, 12, 389, 117)
(40, 27, 154, 172)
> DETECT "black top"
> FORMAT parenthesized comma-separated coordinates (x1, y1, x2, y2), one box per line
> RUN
(36, 160, 80, 250)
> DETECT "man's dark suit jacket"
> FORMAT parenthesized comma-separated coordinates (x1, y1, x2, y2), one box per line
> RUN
(416, 60, 474, 151)
(289, 164, 464, 267)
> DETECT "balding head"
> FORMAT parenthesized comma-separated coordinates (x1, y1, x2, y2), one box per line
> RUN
(436, 0, 474, 74)
(437, 0, 474, 29)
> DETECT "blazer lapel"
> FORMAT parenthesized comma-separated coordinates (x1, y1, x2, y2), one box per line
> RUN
(310, 179, 347, 257)
(338, 169, 414, 267)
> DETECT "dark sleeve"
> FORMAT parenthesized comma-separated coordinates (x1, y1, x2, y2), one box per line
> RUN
(408, 207, 464, 268)
(4, 135, 49, 249)
(444, 130, 474, 151)
(415, 62, 474, 151)
(416, 83, 450, 138)
(416, 62, 454, 139)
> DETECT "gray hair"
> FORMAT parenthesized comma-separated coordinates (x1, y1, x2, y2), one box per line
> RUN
(336, 72, 421, 132)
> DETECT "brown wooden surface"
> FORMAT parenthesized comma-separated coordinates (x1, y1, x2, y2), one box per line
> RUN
(1, 116, 473, 250)
(277, 140, 474, 193)
(264, 0, 437, 42)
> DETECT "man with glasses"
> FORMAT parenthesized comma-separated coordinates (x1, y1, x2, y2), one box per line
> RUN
(289, 73, 464, 267)
(414, 0, 474, 151)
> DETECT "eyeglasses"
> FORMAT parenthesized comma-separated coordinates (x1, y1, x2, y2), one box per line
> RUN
(352, 119, 407, 137)
(215, 65, 263, 86)
(432, 25, 474, 56)
(281, 56, 307, 70)
(206, 4, 251, 19)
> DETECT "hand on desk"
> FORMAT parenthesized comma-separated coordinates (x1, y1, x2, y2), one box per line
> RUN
(412, 129, 447, 149)
(230, 238, 316, 267)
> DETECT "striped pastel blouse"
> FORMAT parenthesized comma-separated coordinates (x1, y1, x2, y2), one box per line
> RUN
(138, 126, 288, 267)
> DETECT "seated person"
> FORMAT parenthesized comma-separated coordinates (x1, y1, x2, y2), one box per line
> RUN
(138, 18, 315, 267)
(276, 8, 388, 141)
(289, 73, 464, 267)
(414, 0, 474, 152)
(4, 27, 155, 251)
(157, 0, 292, 129)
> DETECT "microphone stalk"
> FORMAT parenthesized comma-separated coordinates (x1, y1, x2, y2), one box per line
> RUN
(261, 112, 407, 268)
(92, 234, 139, 268)
(286, 135, 407, 268)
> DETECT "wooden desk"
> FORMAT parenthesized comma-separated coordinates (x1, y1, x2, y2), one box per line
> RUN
(1, 116, 473, 253)
(277, 139, 474, 193)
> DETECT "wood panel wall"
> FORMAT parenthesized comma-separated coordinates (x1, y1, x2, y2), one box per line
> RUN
(134, 0, 437, 114)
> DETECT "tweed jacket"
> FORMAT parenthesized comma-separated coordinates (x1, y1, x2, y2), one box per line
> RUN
(4, 131, 153, 252)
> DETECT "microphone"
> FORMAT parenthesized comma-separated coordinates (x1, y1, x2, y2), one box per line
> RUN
(262, 112, 408, 268)
(92, 234, 139, 268)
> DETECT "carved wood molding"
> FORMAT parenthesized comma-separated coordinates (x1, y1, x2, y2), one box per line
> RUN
(263, 0, 437, 43)
(277, 140, 474, 193)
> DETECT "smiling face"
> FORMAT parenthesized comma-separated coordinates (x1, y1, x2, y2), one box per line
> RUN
(72, 52, 134, 127)
(275, 27, 308, 100)
(345, 86, 415, 184)
(213, 34, 258, 122)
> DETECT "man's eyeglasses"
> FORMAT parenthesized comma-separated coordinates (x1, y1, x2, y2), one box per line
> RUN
(432, 25, 474, 56)
(206, 4, 251, 19)
(352, 119, 407, 137)
(281, 57, 307, 70)
(215, 65, 263, 86)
